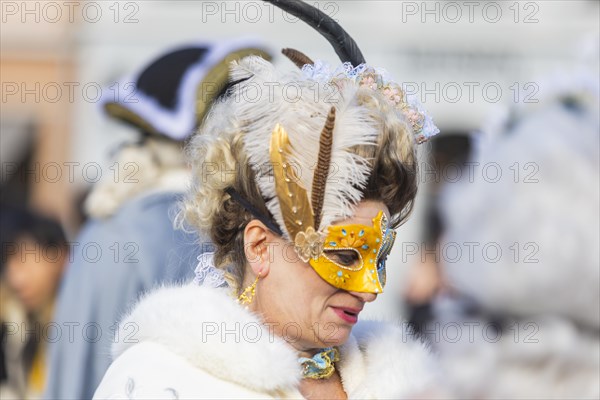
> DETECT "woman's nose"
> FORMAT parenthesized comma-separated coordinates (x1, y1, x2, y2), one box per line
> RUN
(349, 291, 378, 303)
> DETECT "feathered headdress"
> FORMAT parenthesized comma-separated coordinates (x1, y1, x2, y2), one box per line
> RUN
(222, 0, 438, 243)
(186, 0, 441, 294)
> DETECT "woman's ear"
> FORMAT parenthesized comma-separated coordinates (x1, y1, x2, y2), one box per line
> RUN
(243, 220, 272, 278)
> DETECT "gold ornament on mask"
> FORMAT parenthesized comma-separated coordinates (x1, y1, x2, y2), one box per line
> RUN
(269, 108, 337, 262)
(294, 226, 324, 262)
(270, 124, 325, 258)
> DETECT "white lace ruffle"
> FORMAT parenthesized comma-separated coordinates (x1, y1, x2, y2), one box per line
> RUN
(193, 252, 227, 288)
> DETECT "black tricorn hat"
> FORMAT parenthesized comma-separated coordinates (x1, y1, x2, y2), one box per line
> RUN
(100, 38, 272, 141)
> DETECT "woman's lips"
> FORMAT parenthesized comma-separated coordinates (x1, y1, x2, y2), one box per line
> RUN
(331, 307, 361, 324)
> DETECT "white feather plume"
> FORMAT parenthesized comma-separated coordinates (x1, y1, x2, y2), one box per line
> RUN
(228, 56, 379, 238)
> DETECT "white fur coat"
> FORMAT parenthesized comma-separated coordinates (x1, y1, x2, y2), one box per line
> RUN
(93, 284, 436, 399)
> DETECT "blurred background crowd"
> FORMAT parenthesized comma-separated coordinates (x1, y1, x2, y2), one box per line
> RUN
(1, 1, 598, 399)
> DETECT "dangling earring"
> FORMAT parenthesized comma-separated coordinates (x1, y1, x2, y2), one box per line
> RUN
(237, 272, 261, 305)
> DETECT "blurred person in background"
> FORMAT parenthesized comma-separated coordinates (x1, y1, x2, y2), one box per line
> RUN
(44, 39, 272, 400)
(0, 206, 68, 399)
(404, 135, 472, 339)
(428, 61, 600, 398)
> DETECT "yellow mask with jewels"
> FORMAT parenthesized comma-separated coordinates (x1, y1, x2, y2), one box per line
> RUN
(265, 122, 397, 294)
(306, 211, 396, 294)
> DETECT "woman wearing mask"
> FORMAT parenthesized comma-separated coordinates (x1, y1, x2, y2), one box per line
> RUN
(95, 1, 440, 398)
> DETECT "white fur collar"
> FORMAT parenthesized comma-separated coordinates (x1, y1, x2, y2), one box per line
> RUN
(113, 284, 435, 397)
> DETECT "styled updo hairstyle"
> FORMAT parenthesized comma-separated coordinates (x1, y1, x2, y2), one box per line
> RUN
(178, 61, 418, 294)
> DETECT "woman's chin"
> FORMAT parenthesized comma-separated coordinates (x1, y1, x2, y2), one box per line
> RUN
(314, 321, 353, 347)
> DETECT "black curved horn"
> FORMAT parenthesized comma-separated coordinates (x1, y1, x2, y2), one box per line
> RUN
(263, 0, 366, 66)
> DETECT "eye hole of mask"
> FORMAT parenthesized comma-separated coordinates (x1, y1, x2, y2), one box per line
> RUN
(323, 249, 361, 268)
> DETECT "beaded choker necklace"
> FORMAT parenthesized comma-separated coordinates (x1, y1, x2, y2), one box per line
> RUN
(298, 347, 340, 380)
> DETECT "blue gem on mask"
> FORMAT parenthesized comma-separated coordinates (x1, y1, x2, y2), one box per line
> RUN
(376, 238, 380, 243)
(329, 242, 337, 247)
(362, 244, 369, 250)
(341, 229, 347, 236)
(358, 230, 365, 237)
(337, 271, 343, 277)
